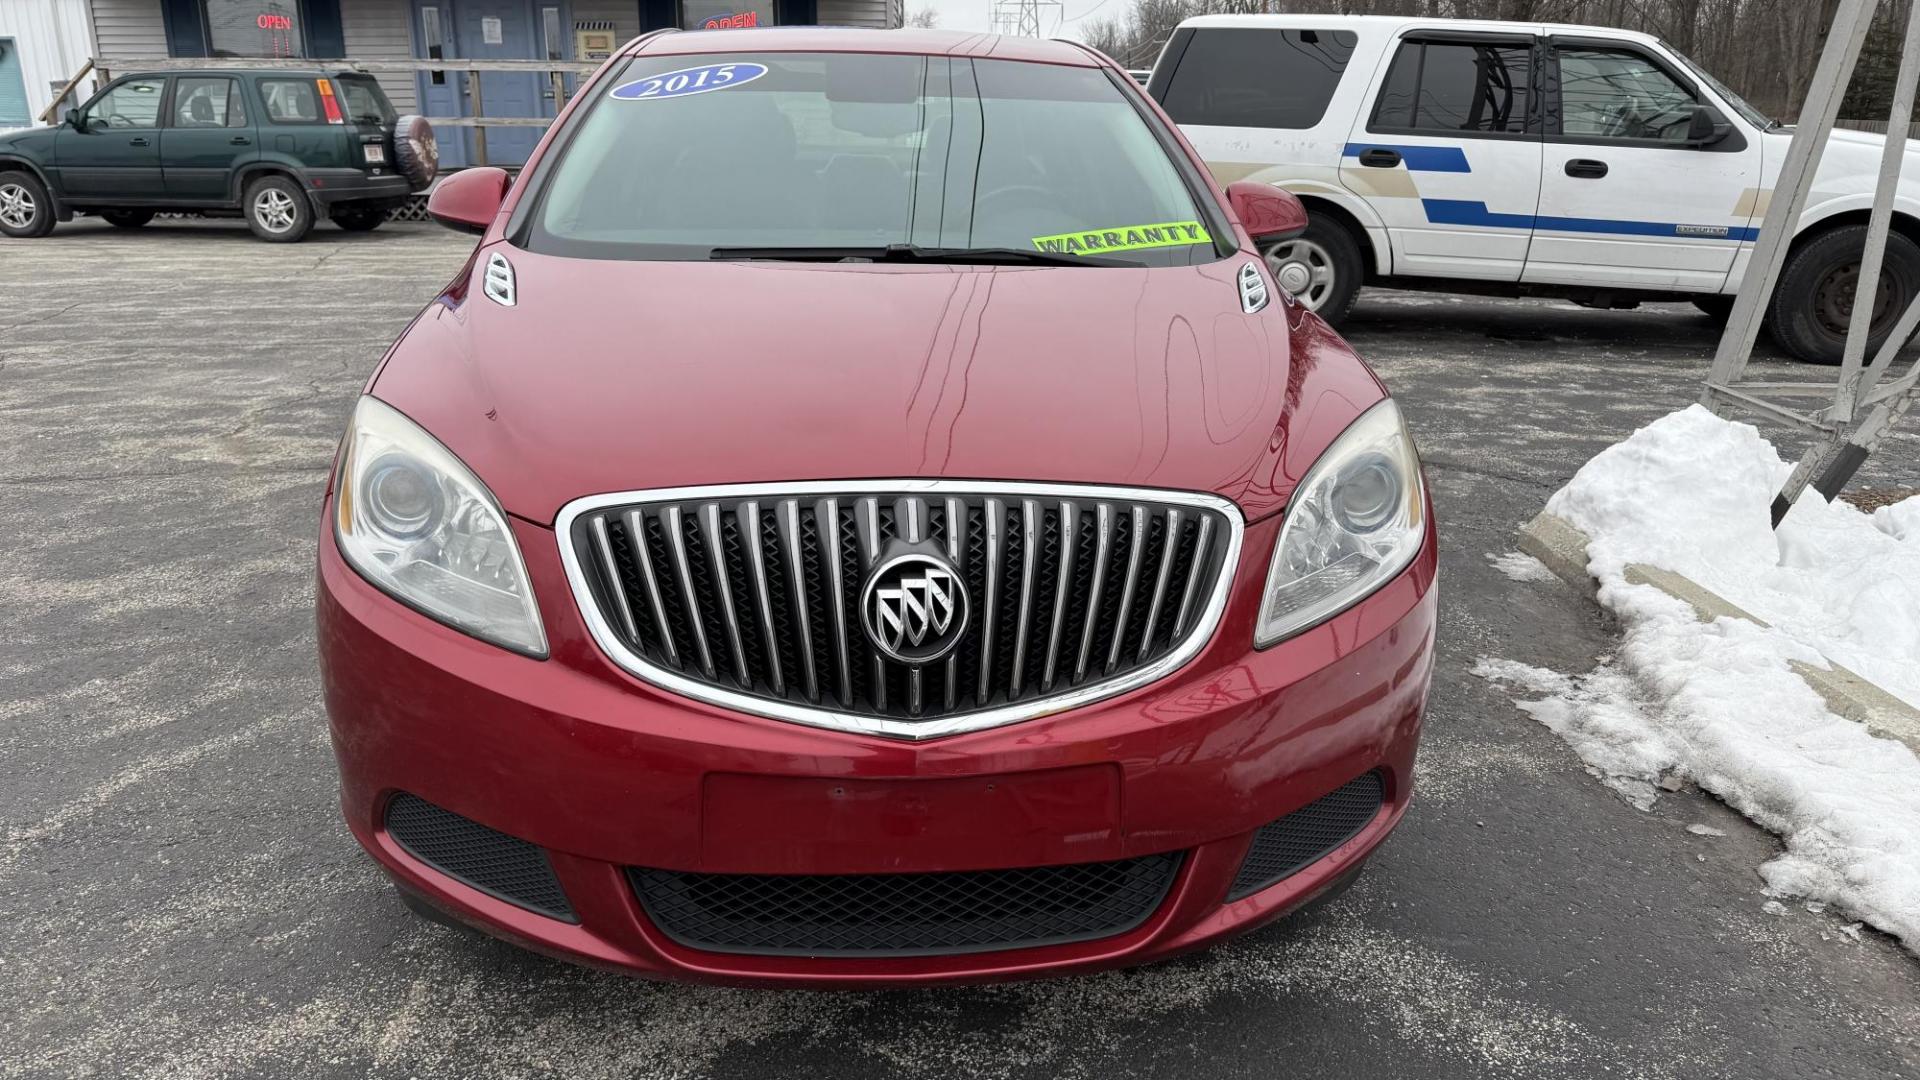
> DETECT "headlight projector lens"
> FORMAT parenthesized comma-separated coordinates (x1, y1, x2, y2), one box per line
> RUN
(364, 454, 442, 540)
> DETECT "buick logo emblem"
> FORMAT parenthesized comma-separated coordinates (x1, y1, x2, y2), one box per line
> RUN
(860, 553, 968, 665)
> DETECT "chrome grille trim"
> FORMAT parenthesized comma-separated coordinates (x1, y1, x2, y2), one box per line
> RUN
(622, 509, 677, 668)
(556, 480, 1244, 742)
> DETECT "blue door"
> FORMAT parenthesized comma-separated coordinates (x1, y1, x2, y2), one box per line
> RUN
(412, 4, 468, 166)
(413, 0, 557, 167)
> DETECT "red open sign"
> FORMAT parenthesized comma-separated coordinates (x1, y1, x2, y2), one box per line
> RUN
(701, 11, 759, 28)
(257, 13, 293, 29)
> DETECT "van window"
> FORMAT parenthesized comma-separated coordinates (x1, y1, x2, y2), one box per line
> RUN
(1372, 38, 1533, 134)
(1158, 28, 1359, 129)
(1558, 48, 1695, 141)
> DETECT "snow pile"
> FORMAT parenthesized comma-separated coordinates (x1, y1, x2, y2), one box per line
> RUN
(1543, 404, 1920, 707)
(1480, 406, 1920, 953)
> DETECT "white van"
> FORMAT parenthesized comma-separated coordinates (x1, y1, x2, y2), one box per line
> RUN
(1148, 14, 1919, 364)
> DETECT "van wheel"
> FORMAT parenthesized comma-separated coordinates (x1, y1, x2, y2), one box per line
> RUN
(245, 175, 313, 243)
(0, 170, 56, 238)
(1767, 224, 1920, 365)
(102, 209, 155, 228)
(1262, 214, 1364, 325)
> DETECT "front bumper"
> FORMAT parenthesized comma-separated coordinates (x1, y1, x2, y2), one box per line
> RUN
(318, 505, 1437, 987)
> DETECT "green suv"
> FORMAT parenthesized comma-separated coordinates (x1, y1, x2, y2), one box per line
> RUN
(0, 69, 437, 243)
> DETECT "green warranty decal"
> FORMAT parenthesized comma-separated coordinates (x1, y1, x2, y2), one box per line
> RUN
(1032, 221, 1212, 254)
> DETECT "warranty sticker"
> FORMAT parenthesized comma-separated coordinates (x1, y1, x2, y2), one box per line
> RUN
(1032, 221, 1211, 254)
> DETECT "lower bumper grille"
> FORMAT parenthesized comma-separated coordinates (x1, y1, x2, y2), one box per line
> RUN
(384, 794, 575, 921)
(630, 853, 1182, 957)
(1228, 771, 1385, 900)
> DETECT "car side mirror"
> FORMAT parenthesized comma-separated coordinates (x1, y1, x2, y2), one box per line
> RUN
(64, 110, 86, 132)
(426, 166, 511, 235)
(1225, 180, 1308, 243)
(1686, 105, 1730, 146)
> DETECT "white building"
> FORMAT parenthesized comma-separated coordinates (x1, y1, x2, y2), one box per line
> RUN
(0, 0, 96, 128)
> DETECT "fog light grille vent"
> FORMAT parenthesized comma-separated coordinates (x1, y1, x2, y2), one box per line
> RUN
(384, 793, 575, 921)
(1228, 771, 1385, 900)
(631, 853, 1181, 957)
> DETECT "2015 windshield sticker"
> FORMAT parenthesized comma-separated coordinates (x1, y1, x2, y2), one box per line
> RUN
(1032, 221, 1211, 254)
(610, 62, 769, 101)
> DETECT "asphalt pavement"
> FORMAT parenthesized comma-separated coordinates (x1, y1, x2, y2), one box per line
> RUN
(2, 218, 1917, 1080)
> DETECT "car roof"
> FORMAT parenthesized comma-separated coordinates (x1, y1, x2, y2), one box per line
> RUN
(1176, 12, 1664, 49)
(627, 27, 1107, 67)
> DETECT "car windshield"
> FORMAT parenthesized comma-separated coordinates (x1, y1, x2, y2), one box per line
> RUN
(524, 51, 1221, 267)
(1668, 44, 1775, 129)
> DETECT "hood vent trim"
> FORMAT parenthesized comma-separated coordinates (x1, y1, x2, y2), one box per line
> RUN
(483, 251, 516, 307)
(1238, 261, 1270, 314)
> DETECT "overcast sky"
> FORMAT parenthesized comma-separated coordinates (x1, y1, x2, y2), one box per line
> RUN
(903, 0, 1116, 40)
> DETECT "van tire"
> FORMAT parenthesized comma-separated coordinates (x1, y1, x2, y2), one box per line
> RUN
(1767, 223, 1920, 365)
(1261, 214, 1364, 326)
(0, 169, 56, 238)
(244, 175, 313, 243)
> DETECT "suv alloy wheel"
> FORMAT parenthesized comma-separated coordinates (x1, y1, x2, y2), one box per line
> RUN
(245, 175, 314, 243)
(0, 170, 55, 238)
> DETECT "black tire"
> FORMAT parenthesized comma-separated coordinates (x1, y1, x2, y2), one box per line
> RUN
(392, 115, 439, 192)
(1260, 213, 1365, 326)
(101, 209, 155, 229)
(1693, 295, 1735, 325)
(1766, 223, 1920, 365)
(332, 207, 387, 232)
(0, 169, 56, 238)
(243, 175, 313, 243)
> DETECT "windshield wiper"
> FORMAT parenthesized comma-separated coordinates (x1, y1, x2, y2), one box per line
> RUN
(708, 243, 1126, 268)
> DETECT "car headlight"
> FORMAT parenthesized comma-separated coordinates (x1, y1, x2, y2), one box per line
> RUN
(1255, 398, 1425, 647)
(334, 395, 547, 656)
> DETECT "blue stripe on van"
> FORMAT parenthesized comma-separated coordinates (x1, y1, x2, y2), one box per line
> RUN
(1342, 143, 1473, 172)
(1421, 199, 1760, 241)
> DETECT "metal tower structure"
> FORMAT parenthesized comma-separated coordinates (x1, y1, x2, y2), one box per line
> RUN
(1701, 0, 1920, 526)
(990, 0, 1063, 37)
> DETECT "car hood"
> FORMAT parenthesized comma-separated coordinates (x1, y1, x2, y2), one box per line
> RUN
(1772, 125, 1920, 180)
(371, 246, 1380, 525)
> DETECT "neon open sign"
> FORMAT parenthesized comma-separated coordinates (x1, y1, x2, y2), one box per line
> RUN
(256, 13, 293, 29)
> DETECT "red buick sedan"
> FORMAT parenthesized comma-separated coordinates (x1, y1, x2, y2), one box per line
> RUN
(317, 27, 1436, 987)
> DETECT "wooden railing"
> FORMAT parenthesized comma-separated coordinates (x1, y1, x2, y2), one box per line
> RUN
(58, 57, 605, 165)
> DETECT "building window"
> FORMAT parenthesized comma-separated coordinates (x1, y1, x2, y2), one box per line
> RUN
(421, 6, 446, 85)
(542, 7, 564, 61)
(680, 0, 776, 30)
(204, 0, 305, 59)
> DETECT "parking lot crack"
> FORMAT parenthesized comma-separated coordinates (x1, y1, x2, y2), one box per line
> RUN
(0, 302, 80, 336)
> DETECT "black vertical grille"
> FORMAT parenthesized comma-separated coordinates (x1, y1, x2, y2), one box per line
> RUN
(568, 488, 1236, 729)
(1228, 772, 1386, 900)
(384, 794, 575, 921)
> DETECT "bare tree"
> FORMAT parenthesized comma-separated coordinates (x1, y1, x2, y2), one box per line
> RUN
(906, 7, 940, 27)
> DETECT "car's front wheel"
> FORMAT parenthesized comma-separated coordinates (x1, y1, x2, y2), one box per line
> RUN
(1768, 223, 1920, 365)
(101, 209, 155, 229)
(244, 175, 313, 243)
(1261, 214, 1364, 325)
(0, 170, 56, 238)
(331, 207, 387, 232)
